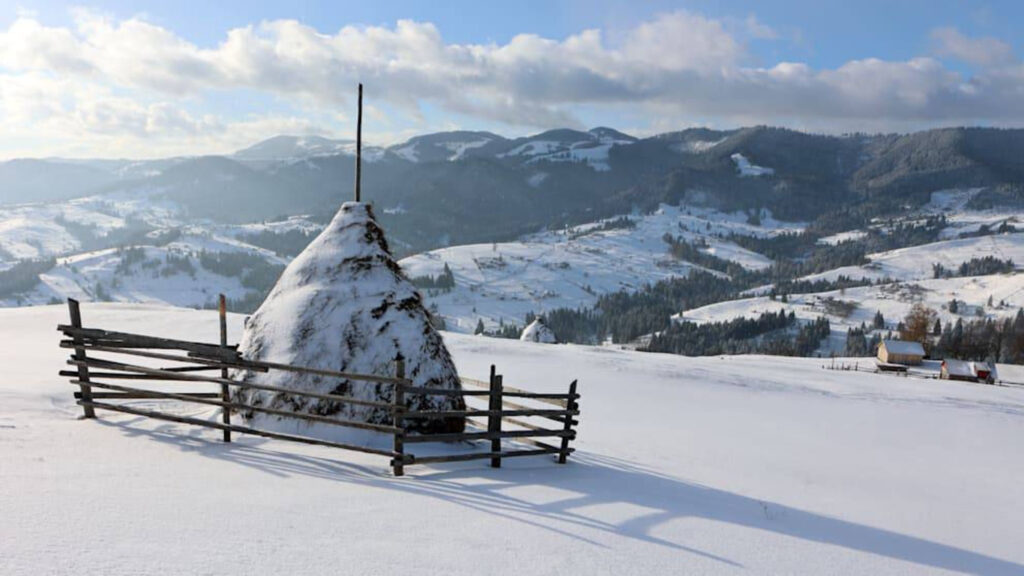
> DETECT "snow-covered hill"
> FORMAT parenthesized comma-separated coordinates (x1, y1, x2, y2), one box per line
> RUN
(2, 303, 1023, 574)
(802, 233, 1024, 284)
(400, 204, 788, 333)
(680, 273, 1024, 336)
(2, 231, 288, 308)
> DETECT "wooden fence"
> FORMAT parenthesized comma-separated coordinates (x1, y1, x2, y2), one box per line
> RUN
(57, 298, 580, 476)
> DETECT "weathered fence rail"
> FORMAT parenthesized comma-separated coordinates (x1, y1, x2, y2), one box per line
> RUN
(57, 298, 580, 476)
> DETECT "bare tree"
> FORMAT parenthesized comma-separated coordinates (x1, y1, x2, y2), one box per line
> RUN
(901, 303, 938, 345)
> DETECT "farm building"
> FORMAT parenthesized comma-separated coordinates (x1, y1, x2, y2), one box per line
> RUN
(939, 360, 998, 383)
(941, 359, 977, 382)
(877, 339, 926, 365)
(973, 361, 997, 384)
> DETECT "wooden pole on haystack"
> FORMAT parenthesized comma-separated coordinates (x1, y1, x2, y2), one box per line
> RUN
(354, 83, 363, 203)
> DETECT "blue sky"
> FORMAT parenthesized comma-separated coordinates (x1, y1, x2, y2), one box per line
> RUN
(1, 1, 1023, 157)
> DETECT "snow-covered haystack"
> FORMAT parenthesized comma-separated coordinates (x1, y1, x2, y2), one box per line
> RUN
(233, 202, 464, 436)
(520, 318, 557, 343)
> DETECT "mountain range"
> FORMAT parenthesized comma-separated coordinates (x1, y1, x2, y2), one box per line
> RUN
(4, 125, 1023, 255)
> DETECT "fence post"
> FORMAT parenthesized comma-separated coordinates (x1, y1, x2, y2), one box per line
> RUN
(488, 365, 503, 468)
(218, 294, 231, 443)
(392, 358, 406, 477)
(67, 299, 96, 419)
(557, 380, 578, 464)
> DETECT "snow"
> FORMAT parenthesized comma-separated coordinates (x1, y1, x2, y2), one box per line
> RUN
(442, 139, 492, 161)
(731, 153, 775, 177)
(0, 231, 287, 308)
(817, 230, 868, 245)
(678, 274, 1024, 339)
(2, 303, 1024, 574)
(526, 172, 548, 188)
(400, 204, 784, 333)
(500, 135, 633, 172)
(673, 137, 726, 153)
(803, 233, 1024, 284)
(235, 202, 463, 434)
(520, 318, 557, 343)
(392, 142, 419, 162)
(0, 214, 79, 260)
(501, 140, 563, 158)
(882, 339, 925, 356)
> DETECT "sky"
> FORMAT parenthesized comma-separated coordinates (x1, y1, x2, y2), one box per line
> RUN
(1, 0, 1023, 158)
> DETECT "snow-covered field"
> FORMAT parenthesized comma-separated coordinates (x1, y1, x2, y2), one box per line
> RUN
(681, 273, 1024, 336)
(2, 231, 288, 308)
(802, 233, 1024, 284)
(401, 205, 790, 333)
(2, 303, 1023, 574)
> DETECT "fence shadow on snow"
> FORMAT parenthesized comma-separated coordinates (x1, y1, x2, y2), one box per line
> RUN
(91, 416, 1023, 575)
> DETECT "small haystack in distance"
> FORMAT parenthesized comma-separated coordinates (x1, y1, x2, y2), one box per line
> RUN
(233, 202, 465, 436)
(521, 318, 557, 343)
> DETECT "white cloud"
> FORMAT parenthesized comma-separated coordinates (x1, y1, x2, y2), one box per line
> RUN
(743, 15, 779, 40)
(931, 27, 1016, 67)
(0, 10, 1022, 157)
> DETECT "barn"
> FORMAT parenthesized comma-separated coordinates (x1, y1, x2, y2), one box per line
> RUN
(877, 339, 926, 366)
(941, 359, 977, 382)
(972, 361, 997, 384)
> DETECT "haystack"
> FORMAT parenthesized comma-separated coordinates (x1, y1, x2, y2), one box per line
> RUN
(233, 202, 464, 436)
(520, 318, 557, 343)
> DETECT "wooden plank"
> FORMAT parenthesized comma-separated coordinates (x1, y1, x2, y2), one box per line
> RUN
(59, 370, 207, 381)
(518, 437, 564, 452)
(69, 379, 402, 434)
(392, 359, 405, 477)
(66, 299, 95, 418)
(60, 342, 260, 371)
(77, 399, 398, 457)
(219, 294, 231, 443)
(558, 380, 578, 464)
(488, 367, 502, 468)
(403, 448, 561, 466)
(498, 398, 579, 424)
(59, 332, 410, 386)
(406, 384, 574, 404)
(459, 378, 569, 407)
(501, 416, 548, 431)
(194, 353, 411, 386)
(403, 408, 578, 419)
(57, 325, 238, 359)
(399, 386, 490, 397)
(404, 428, 573, 444)
(446, 421, 571, 452)
(66, 356, 398, 411)
(74, 391, 221, 400)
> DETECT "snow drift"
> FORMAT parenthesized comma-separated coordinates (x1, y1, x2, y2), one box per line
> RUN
(233, 202, 464, 435)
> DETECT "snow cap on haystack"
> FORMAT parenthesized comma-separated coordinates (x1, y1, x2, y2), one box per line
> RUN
(520, 318, 557, 343)
(234, 202, 464, 436)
